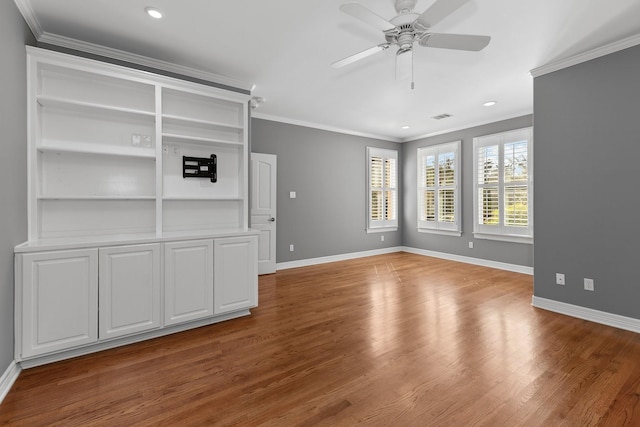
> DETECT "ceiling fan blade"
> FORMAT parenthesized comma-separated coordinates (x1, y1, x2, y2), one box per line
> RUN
(419, 33, 490, 51)
(396, 48, 412, 81)
(331, 44, 390, 69)
(415, 0, 470, 29)
(340, 3, 396, 32)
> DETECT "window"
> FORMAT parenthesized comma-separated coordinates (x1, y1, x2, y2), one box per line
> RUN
(417, 141, 461, 235)
(367, 147, 398, 232)
(473, 127, 533, 243)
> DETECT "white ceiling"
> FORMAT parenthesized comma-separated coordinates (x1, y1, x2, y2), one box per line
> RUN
(17, 0, 640, 141)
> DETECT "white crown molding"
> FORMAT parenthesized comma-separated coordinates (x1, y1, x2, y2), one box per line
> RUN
(402, 246, 533, 275)
(13, 0, 43, 38)
(36, 32, 253, 92)
(532, 296, 640, 334)
(252, 111, 534, 144)
(15, 0, 252, 91)
(252, 112, 403, 143)
(0, 361, 21, 405)
(14, 0, 252, 91)
(402, 110, 533, 143)
(531, 33, 640, 78)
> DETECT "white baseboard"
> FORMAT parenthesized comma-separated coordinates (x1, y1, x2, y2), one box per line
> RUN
(276, 247, 403, 270)
(276, 246, 532, 275)
(401, 246, 533, 275)
(0, 361, 21, 405)
(532, 296, 640, 334)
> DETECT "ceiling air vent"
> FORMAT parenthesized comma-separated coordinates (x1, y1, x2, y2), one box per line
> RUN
(432, 113, 453, 120)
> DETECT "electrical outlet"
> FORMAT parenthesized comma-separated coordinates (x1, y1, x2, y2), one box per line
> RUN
(142, 135, 152, 148)
(381, 235, 384, 242)
(131, 133, 141, 146)
(584, 278, 594, 291)
(468, 242, 474, 249)
(556, 273, 565, 285)
(289, 191, 296, 199)
(289, 244, 294, 252)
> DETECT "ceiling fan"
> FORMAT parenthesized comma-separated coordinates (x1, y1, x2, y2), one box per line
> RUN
(332, 0, 490, 87)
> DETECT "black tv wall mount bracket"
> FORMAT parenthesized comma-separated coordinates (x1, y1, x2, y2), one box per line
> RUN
(183, 155, 217, 183)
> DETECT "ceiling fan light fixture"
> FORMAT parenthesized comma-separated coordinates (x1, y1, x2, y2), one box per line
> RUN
(145, 7, 163, 19)
(483, 101, 497, 107)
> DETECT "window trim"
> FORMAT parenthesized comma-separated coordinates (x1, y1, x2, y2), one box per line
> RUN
(416, 141, 462, 236)
(366, 147, 398, 233)
(472, 127, 533, 244)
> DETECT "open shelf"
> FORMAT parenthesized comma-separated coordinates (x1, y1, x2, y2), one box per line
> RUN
(38, 151, 156, 200)
(162, 114, 243, 133)
(38, 61, 155, 113)
(37, 96, 156, 119)
(162, 133, 243, 147)
(162, 199, 243, 233)
(38, 141, 155, 158)
(162, 196, 242, 201)
(38, 195, 156, 201)
(162, 88, 243, 128)
(37, 198, 156, 240)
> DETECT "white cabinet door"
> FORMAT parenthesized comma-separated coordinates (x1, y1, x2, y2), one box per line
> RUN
(99, 244, 161, 340)
(164, 240, 214, 326)
(213, 236, 258, 315)
(20, 249, 98, 358)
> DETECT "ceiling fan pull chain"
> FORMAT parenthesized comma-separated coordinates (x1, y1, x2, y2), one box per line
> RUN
(411, 48, 415, 90)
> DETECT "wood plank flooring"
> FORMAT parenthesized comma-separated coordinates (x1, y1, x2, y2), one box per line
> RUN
(3, 252, 640, 426)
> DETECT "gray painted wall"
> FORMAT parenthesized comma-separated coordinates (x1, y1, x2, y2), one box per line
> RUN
(0, 2, 34, 374)
(403, 115, 534, 267)
(533, 45, 640, 318)
(251, 119, 403, 262)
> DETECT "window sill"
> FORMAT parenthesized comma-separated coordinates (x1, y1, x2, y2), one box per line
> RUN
(417, 228, 462, 237)
(366, 227, 398, 234)
(473, 232, 533, 245)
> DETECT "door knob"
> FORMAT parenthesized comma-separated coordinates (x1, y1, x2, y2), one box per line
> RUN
(268, 217, 276, 222)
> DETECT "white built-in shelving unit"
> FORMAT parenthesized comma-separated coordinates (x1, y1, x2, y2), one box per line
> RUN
(25, 47, 250, 242)
(15, 47, 258, 367)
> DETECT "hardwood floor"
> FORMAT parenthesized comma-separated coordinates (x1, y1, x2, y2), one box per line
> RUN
(3, 252, 640, 426)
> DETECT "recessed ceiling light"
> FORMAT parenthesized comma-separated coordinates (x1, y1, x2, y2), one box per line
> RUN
(483, 101, 497, 107)
(145, 7, 163, 19)
(401, 125, 411, 130)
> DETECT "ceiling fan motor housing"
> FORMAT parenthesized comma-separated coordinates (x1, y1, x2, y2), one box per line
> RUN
(395, 28, 416, 50)
(385, 14, 423, 50)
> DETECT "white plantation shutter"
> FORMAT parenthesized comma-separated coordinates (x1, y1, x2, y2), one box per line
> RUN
(370, 156, 383, 221)
(477, 143, 499, 225)
(367, 147, 398, 231)
(473, 127, 533, 243)
(417, 141, 461, 235)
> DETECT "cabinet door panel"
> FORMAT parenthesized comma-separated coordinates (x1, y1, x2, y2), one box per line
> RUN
(164, 240, 214, 325)
(213, 236, 258, 314)
(21, 249, 98, 358)
(99, 244, 161, 339)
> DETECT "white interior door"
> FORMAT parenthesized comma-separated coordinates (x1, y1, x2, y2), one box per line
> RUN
(251, 153, 277, 275)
